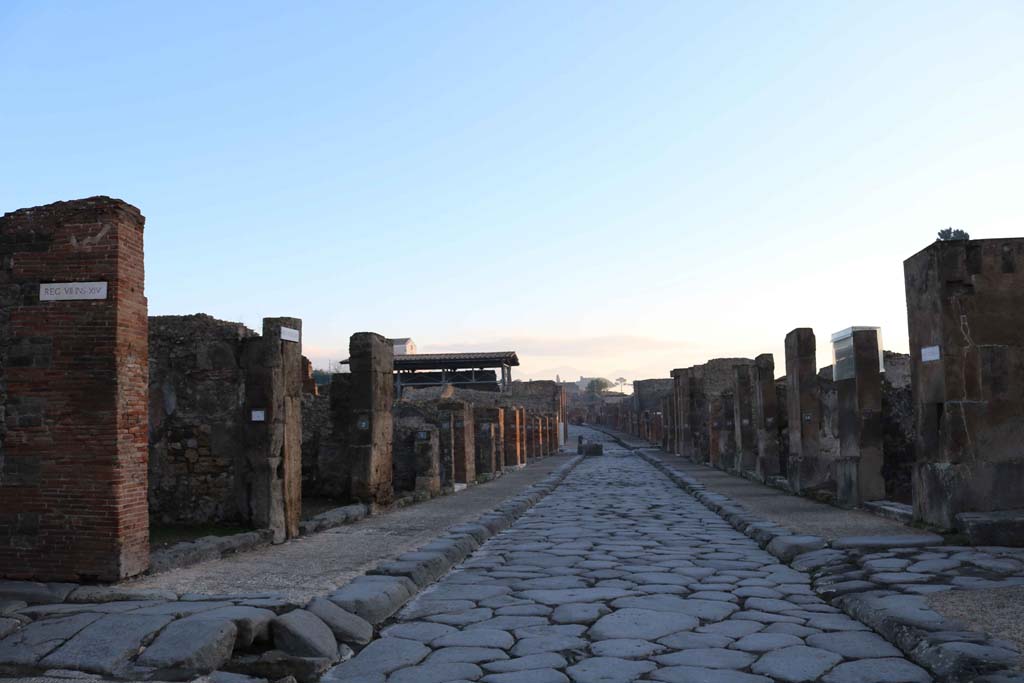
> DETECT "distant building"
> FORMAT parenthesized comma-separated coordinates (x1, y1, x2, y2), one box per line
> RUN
(391, 337, 417, 356)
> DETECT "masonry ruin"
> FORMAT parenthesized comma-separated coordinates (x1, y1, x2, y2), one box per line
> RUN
(0, 197, 149, 581)
(148, 314, 304, 542)
(905, 238, 1024, 541)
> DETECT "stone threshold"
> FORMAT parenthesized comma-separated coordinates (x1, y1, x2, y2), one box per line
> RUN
(625, 443, 1023, 683)
(0, 453, 585, 683)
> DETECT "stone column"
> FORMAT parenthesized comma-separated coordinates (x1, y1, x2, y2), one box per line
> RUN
(711, 391, 737, 470)
(436, 410, 455, 487)
(242, 317, 304, 542)
(785, 328, 822, 493)
(0, 197, 149, 581)
(753, 353, 781, 480)
(503, 406, 521, 468)
(835, 330, 885, 507)
(733, 365, 757, 476)
(347, 332, 394, 505)
(671, 369, 686, 455)
(414, 425, 441, 495)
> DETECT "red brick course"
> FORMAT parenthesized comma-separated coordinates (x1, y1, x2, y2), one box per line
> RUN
(0, 197, 149, 581)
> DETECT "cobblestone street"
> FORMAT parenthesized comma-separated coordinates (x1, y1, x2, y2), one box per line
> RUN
(325, 428, 932, 683)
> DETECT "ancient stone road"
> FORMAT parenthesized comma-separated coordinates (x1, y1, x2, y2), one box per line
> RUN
(324, 429, 933, 683)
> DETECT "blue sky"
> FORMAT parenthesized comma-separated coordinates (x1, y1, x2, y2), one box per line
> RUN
(2, 2, 1022, 382)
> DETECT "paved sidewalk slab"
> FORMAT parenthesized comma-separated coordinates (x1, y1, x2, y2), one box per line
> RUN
(124, 455, 574, 602)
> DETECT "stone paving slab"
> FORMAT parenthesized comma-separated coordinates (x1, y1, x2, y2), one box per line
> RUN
(0, 453, 583, 683)
(327, 426, 935, 683)
(618, 429, 1024, 682)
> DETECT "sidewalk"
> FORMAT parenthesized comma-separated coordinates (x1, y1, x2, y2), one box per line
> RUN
(597, 426, 927, 542)
(127, 454, 575, 601)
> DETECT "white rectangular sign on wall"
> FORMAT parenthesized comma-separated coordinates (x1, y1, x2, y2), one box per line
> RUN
(39, 281, 107, 301)
(921, 346, 941, 362)
(251, 410, 266, 422)
(280, 327, 300, 343)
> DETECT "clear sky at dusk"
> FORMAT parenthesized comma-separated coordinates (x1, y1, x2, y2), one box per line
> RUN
(2, 2, 1022, 382)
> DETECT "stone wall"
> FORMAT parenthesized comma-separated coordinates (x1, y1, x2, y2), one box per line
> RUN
(881, 351, 914, 502)
(904, 238, 1024, 529)
(148, 314, 255, 525)
(0, 197, 149, 581)
(147, 315, 304, 541)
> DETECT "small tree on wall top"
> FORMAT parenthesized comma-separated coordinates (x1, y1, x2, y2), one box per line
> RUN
(586, 378, 613, 395)
(937, 227, 970, 241)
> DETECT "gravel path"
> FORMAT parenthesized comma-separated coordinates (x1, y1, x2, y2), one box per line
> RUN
(323, 428, 933, 683)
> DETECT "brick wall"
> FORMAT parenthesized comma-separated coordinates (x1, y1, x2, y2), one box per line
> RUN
(0, 197, 149, 581)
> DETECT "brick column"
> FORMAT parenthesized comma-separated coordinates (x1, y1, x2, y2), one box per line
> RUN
(835, 329, 885, 508)
(241, 317, 303, 542)
(753, 353, 781, 480)
(441, 400, 475, 484)
(785, 328, 822, 493)
(478, 423, 497, 479)
(503, 407, 521, 468)
(348, 332, 393, 505)
(0, 197, 148, 581)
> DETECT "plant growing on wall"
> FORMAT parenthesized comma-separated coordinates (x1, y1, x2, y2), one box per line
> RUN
(937, 227, 970, 241)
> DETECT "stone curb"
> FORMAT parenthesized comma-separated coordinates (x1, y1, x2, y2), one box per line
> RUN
(629, 445, 1024, 683)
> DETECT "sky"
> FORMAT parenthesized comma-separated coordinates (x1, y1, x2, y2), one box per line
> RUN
(2, 2, 1022, 383)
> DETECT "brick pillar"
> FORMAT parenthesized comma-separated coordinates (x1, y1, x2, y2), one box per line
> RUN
(503, 407, 521, 468)
(835, 330, 885, 507)
(475, 408, 499, 479)
(533, 415, 543, 458)
(517, 408, 528, 464)
(442, 400, 475, 484)
(414, 425, 441, 495)
(348, 332, 393, 505)
(753, 353, 781, 480)
(733, 365, 757, 476)
(477, 423, 497, 480)
(241, 317, 303, 542)
(0, 197, 149, 581)
(785, 328, 822, 493)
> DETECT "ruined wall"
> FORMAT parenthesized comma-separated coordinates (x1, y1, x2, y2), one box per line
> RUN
(148, 315, 256, 525)
(147, 315, 303, 541)
(301, 390, 330, 493)
(0, 197, 149, 581)
(904, 239, 1024, 529)
(328, 333, 394, 505)
(633, 378, 673, 412)
(881, 352, 914, 502)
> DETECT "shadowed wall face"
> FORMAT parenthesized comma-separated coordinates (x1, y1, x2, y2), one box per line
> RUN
(0, 197, 149, 581)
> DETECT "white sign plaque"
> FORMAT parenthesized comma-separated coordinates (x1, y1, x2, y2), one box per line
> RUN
(921, 346, 941, 363)
(280, 326, 300, 343)
(40, 281, 107, 301)
(251, 410, 266, 422)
